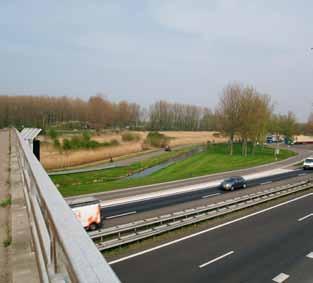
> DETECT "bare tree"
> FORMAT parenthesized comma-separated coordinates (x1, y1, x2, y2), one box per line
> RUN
(216, 83, 242, 155)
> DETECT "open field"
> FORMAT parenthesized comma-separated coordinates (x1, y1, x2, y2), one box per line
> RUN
(40, 131, 226, 170)
(53, 143, 296, 197)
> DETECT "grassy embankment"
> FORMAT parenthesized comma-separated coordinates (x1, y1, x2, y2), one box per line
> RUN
(53, 143, 296, 197)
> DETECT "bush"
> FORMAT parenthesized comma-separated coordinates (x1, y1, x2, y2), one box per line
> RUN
(63, 138, 72, 150)
(53, 138, 61, 148)
(82, 131, 91, 141)
(62, 135, 119, 150)
(121, 132, 141, 142)
(47, 128, 58, 139)
(144, 132, 170, 148)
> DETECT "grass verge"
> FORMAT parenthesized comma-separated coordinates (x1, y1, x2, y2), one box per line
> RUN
(54, 143, 296, 197)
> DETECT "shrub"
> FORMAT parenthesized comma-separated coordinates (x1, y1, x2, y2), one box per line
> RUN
(144, 132, 170, 148)
(62, 135, 120, 150)
(121, 132, 141, 142)
(47, 128, 58, 139)
(82, 131, 91, 141)
(63, 138, 72, 150)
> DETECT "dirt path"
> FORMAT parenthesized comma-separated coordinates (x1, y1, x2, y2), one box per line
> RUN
(0, 129, 10, 283)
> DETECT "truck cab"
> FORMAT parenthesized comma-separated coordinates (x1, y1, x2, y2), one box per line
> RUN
(67, 196, 102, 231)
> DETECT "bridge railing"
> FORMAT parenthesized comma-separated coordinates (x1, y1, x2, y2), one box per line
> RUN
(14, 129, 120, 283)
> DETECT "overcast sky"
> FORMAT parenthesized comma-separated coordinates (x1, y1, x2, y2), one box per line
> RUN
(1, 0, 313, 121)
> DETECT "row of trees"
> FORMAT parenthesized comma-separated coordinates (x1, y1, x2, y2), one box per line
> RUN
(0, 95, 217, 130)
(0, 95, 141, 129)
(149, 101, 216, 131)
(0, 85, 309, 151)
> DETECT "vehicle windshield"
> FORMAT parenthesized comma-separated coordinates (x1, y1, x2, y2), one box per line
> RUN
(225, 177, 237, 182)
(305, 159, 313, 163)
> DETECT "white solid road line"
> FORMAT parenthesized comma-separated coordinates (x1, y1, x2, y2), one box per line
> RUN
(306, 252, 313, 259)
(105, 211, 137, 219)
(201, 193, 221, 199)
(109, 191, 313, 265)
(199, 251, 234, 269)
(272, 273, 290, 282)
(297, 213, 313, 222)
(260, 181, 273, 185)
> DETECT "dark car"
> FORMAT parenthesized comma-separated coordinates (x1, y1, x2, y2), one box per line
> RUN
(220, 176, 247, 191)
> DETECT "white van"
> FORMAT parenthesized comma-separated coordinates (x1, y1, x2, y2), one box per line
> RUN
(68, 196, 102, 231)
(303, 157, 313, 170)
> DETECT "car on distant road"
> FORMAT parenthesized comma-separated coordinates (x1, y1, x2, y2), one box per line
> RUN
(303, 157, 313, 170)
(220, 176, 247, 191)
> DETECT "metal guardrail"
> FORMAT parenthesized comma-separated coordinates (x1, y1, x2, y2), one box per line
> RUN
(91, 180, 313, 251)
(14, 129, 120, 283)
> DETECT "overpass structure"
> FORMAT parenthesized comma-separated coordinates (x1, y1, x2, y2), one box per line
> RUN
(3, 128, 120, 282)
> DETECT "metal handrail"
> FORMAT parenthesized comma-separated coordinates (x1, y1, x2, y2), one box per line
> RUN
(14, 129, 120, 283)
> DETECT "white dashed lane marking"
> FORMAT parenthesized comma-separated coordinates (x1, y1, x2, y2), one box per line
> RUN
(272, 273, 290, 282)
(297, 213, 313, 222)
(199, 251, 234, 269)
(260, 181, 273, 185)
(105, 211, 137, 219)
(306, 252, 313, 259)
(201, 193, 221, 199)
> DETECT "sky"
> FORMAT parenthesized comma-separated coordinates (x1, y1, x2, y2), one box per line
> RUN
(0, 0, 313, 121)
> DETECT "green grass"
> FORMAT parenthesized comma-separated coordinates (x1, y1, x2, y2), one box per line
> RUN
(0, 197, 11, 208)
(52, 147, 193, 195)
(54, 143, 296, 197)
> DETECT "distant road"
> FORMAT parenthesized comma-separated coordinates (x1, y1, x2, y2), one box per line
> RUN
(48, 145, 189, 176)
(111, 190, 313, 283)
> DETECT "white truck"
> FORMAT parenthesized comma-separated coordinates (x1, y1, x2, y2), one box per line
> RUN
(68, 196, 102, 231)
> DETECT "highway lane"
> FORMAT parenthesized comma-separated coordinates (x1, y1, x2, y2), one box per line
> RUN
(101, 169, 313, 219)
(110, 191, 313, 283)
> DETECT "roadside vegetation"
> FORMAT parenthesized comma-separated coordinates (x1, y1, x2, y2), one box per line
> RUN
(52, 146, 193, 190)
(54, 143, 295, 197)
(143, 132, 170, 148)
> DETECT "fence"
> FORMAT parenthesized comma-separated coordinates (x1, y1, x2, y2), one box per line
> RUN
(14, 129, 120, 283)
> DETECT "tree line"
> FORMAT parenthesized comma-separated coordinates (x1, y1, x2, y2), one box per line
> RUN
(149, 101, 216, 131)
(0, 95, 141, 129)
(0, 83, 310, 151)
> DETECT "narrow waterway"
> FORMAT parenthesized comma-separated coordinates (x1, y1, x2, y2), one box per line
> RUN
(126, 145, 205, 179)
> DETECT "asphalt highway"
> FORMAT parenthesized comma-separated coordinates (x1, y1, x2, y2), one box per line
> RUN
(111, 191, 313, 283)
(102, 169, 313, 219)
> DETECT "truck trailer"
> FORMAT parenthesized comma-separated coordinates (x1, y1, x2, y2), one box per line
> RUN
(67, 196, 102, 231)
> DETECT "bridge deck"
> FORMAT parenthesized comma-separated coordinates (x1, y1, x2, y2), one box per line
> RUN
(0, 129, 10, 282)
(0, 129, 40, 283)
